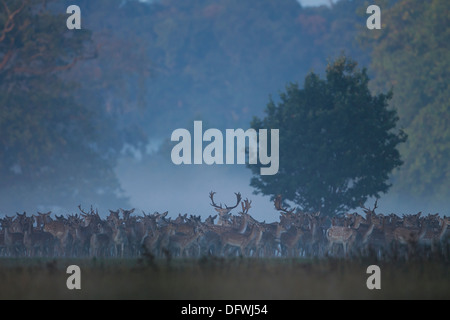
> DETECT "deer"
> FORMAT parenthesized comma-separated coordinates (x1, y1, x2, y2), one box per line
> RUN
(235, 198, 266, 257)
(140, 212, 166, 257)
(258, 221, 286, 257)
(209, 191, 242, 226)
(393, 213, 426, 245)
(173, 214, 201, 236)
(141, 229, 161, 257)
(120, 208, 135, 221)
(391, 214, 428, 260)
(0, 229, 4, 256)
(436, 216, 449, 243)
(11, 212, 27, 233)
(23, 216, 54, 257)
(281, 225, 304, 257)
(354, 201, 384, 255)
(109, 221, 129, 258)
(274, 194, 297, 226)
(1, 218, 24, 256)
(419, 215, 449, 254)
(219, 222, 263, 257)
(301, 212, 325, 256)
(107, 209, 121, 227)
(42, 216, 73, 256)
(201, 197, 253, 255)
(205, 215, 217, 225)
(90, 222, 112, 257)
(273, 195, 307, 255)
(402, 212, 422, 228)
(174, 213, 188, 224)
(109, 209, 140, 255)
(326, 214, 365, 257)
(71, 215, 94, 257)
(205, 198, 251, 235)
(33, 211, 52, 230)
(140, 215, 174, 257)
(169, 225, 206, 257)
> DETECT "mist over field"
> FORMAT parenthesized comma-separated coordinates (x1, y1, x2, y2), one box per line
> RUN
(115, 154, 448, 223)
(0, 0, 448, 220)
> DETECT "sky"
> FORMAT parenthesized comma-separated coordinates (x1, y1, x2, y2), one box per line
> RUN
(298, 0, 334, 7)
(138, 0, 336, 7)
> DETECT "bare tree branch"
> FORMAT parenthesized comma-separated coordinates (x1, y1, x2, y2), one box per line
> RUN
(0, 0, 28, 43)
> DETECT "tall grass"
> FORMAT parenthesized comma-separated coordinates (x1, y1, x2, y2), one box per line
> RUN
(0, 256, 448, 299)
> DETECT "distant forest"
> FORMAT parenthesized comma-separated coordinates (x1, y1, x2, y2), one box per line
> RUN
(0, 0, 448, 213)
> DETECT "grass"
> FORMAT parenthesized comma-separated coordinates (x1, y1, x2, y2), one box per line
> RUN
(0, 256, 448, 299)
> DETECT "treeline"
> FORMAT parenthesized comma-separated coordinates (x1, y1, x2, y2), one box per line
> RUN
(0, 0, 448, 213)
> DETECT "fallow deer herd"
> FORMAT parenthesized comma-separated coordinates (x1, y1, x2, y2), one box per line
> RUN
(0, 193, 448, 260)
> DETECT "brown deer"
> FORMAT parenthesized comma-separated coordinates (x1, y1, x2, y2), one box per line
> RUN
(419, 216, 449, 253)
(1, 218, 24, 256)
(0, 229, 5, 255)
(302, 212, 324, 256)
(326, 214, 364, 257)
(23, 216, 54, 257)
(274, 194, 297, 226)
(392, 215, 428, 260)
(219, 223, 263, 257)
(205, 215, 217, 225)
(71, 215, 94, 257)
(209, 191, 241, 226)
(33, 212, 52, 230)
(259, 221, 286, 257)
(90, 222, 112, 257)
(120, 208, 135, 221)
(281, 225, 304, 257)
(111, 223, 129, 258)
(169, 225, 205, 257)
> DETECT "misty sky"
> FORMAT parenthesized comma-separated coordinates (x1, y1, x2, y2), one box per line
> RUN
(138, 0, 335, 7)
(298, 0, 334, 6)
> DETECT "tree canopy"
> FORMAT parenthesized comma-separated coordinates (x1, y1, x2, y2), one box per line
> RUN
(248, 56, 407, 216)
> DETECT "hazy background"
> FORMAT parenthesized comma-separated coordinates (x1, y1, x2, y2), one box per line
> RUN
(1, 0, 448, 221)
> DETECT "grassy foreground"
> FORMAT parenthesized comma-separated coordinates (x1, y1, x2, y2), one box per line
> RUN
(0, 257, 448, 299)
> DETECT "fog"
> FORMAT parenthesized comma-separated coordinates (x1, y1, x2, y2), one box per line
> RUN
(1, 0, 447, 220)
(114, 149, 275, 222)
(114, 145, 449, 223)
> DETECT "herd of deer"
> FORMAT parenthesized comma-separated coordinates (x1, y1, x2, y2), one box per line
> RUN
(0, 192, 448, 260)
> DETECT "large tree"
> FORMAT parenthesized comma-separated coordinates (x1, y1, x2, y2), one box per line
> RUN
(248, 56, 407, 216)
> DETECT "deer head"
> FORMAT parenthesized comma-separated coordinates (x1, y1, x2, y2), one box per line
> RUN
(209, 191, 241, 225)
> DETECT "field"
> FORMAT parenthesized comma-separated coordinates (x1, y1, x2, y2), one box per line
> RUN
(0, 256, 448, 300)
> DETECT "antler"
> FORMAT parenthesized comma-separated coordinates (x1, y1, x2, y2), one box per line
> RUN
(209, 191, 222, 209)
(274, 194, 295, 215)
(240, 198, 252, 215)
(226, 192, 242, 210)
(209, 192, 242, 210)
(78, 204, 90, 216)
(360, 199, 378, 216)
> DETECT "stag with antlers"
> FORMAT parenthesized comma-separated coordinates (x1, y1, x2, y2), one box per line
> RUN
(209, 191, 242, 226)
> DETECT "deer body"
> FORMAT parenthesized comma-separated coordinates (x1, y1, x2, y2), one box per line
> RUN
(169, 227, 204, 257)
(281, 226, 304, 257)
(220, 224, 261, 257)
